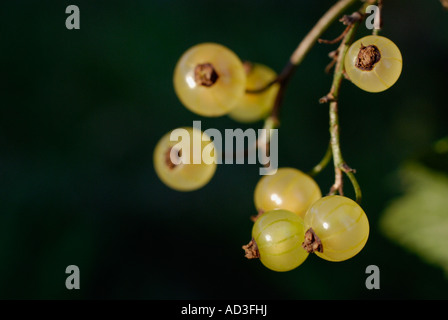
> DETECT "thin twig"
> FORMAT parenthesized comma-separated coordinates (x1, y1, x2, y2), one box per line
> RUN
(245, 78, 278, 94)
(318, 24, 352, 45)
(308, 142, 333, 177)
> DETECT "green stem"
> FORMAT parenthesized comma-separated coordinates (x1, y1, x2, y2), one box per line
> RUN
(325, 5, 368, 204)
(346, 170, 362, 201)
(308, 142, 333, 177)
(327, 18, 360, 101)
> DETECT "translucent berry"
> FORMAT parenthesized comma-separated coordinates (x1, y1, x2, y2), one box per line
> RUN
(153, 127, 217, 191)
(254, 167, 322, 218)
(228, 62, 279, 123)
(303, 195, 369, 262)
(173, 43, 246, 117)
(251, 209, 309, 272)
(344, 35, 402, 93)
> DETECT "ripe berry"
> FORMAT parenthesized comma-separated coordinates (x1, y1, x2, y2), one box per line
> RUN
(173, 43, 246, 117)
(153, 127, 217, 191)
(254, 168, 322, 218)
(344, 35, 402, 93)
(251, 209, 309, 272)
(302, 195, 369, 262)
(228, 62, 279, 123)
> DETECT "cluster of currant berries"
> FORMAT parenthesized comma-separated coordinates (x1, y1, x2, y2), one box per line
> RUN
(241, 35, 402, 272)
(154, 34, 402, 272)
(154, 42, 279, 191)
(244, 168, 369, 272)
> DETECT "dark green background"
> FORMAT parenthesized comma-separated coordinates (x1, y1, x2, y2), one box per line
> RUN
(1, 0, 447, 299)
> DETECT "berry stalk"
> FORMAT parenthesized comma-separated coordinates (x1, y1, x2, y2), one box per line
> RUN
(252, 0, 375, 201)
(321, 5, 369, 204)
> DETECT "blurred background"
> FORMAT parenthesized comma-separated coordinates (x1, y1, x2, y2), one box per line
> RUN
(1, 0, 447, 299)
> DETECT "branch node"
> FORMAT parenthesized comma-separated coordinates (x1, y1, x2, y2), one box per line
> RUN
(328, 49, 339, 59)
(341, 163, 356, 173)
(319, 93, 336, 104)
(329, 166, 344, 196)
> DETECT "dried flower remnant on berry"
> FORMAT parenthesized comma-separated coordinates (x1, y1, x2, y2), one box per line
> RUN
(250, 209, 264, 222)
(194, 63, 219, 87)
(355, 44, 381, 71)
(302, 228, 323, 253)
(242, 238, 260, 259)
(165, 147, 182, 170)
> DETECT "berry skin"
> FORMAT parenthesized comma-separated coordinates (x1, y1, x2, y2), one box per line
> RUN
(173, 43, 246, 117)
(303, 195, 369, 262)
(254, 168, 322, 218)
(344, 35, 402, 93)
(252, 209, 309, 272)
(153, 127, 217, 191)
(228, 62, 279, 123)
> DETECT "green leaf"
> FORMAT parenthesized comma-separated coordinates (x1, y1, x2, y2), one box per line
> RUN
(380, 162, 448, 274)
